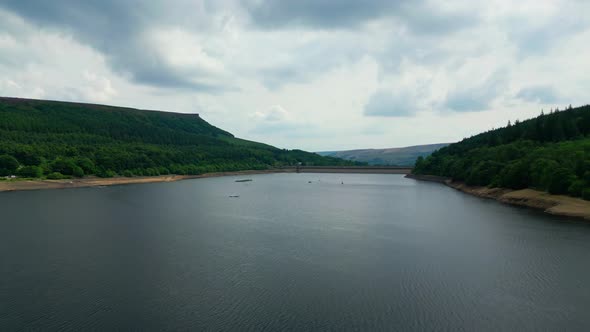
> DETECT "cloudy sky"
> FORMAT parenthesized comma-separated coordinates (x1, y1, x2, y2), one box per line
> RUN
(1, 1, 588, 151)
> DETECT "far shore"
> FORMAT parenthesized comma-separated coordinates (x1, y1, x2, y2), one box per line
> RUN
(0, 169, 294, 193)
(0, 166, 411, 193)
(4, 169, 587, 221)
(406, 174, 590, 221)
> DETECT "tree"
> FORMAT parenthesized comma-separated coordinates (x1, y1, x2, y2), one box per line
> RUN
(51, 158, 79, 176)
(568, 179, 584, 197)
(0, 155, 19, 176)
(17, 166, 43, 178)
(75, 157, 96, 174)
(72, 166, 85, 178)
(498, 161, 530, 189)
(547, 168, 575, 195)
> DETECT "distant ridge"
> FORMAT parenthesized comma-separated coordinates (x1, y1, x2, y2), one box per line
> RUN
(317, 143, 450, 166)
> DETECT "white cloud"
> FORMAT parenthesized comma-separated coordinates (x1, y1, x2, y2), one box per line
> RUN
(0, 1, 589, 151)
(252, 105, 292, 122)
(80, 72, 117, 103)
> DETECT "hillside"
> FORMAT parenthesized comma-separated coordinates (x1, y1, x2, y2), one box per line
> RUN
(318, 143, 449, 166)
(413, 105, 590, 200)
(0, 97, 360, 178)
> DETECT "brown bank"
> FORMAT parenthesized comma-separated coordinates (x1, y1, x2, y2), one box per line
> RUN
(0, 167, 412, 193)
(406, 174, 590, 221)
(0, 169, 294, 193)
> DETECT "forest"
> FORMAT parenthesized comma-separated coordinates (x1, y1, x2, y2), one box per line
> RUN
(413, 104, 590, 200)
(0, 97, 361, 179)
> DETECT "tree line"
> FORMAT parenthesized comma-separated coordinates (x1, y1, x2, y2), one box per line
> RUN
(0, 97, 362, 179)
(413, 104, 590, 200)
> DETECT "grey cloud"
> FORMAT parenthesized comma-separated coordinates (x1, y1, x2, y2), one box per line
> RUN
(444, 70, 507, 112)
(244, 0, 478, 83)
(245, 0, 404, 29)
(364, 91, 418, 117)
(516, 85, 562, 104)
(0, 0, 479, 93)
(506, 2, 590, 57)
(445, 92, 490, 112)
(0, 0, 230, 92)
(257, 38, 364, 89)
(259, 67, 305, 89)
(376, 37, 452, 75)
(245, 0, 476, 35)
(398, 4, 477, 36)
(511, 21, 587, 56)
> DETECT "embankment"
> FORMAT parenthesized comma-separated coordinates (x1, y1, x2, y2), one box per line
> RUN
(406, 174, 590, 221)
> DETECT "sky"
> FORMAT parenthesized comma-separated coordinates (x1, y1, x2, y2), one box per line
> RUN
(0, 0, 588, 151)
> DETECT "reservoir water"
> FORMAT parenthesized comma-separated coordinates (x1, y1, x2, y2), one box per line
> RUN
(1, 173, 590, 330)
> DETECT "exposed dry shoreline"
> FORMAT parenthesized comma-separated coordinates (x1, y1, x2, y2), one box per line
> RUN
(0, 169, 294, 193)
(406, 174, 590, 221)
(0, 167, 412, 193)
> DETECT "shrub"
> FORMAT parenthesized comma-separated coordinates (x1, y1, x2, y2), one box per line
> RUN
(47, 172, 65, 180)
(97, 169, 116, 178)
(72, 166, 85, 178)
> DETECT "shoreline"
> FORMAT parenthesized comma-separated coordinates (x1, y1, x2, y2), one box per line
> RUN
(4, 170, 588, 220)
(0, 167, 412, 193)
(0, 169, 295, 193)
(406, 174, 590, 221)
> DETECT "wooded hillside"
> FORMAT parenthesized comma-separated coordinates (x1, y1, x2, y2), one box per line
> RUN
(0, 97, 360, 179)
(413, 105, 590, 199)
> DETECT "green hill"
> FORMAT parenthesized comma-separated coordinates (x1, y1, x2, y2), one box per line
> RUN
(0, 97, 360, 178)
(318, 143, 450, 166)
(413, 105, 590, 200)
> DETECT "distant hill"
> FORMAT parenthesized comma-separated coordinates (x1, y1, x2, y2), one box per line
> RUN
(0, 97, 361, 178)
(413, 105, 590, 199)
(317, 143, 450, 166)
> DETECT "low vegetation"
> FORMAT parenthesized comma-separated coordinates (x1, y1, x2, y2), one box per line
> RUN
(413, 105, 590, 200)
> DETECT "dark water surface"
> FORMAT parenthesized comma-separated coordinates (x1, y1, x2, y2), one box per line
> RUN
(1, 173, 590, 331)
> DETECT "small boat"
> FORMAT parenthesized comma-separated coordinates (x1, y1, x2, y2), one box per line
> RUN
(235, 179, 252, 182)
(229, 195, 240, 198)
